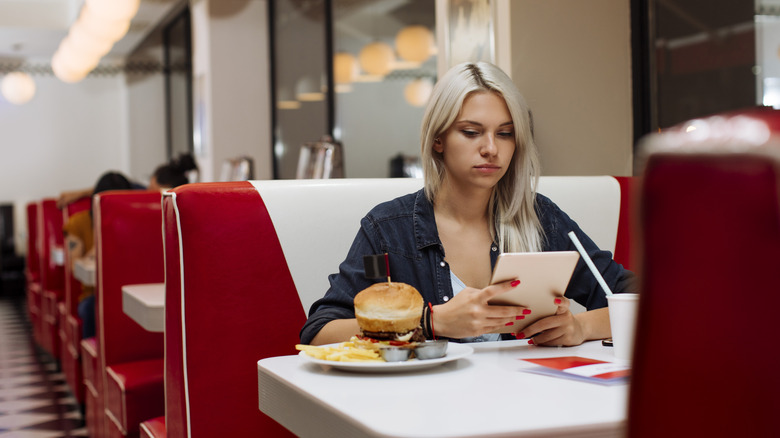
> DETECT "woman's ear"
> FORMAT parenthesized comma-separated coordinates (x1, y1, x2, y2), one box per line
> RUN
(433, 137, 443, 153)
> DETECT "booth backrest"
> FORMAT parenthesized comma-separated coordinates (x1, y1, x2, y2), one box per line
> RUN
(163, 182, 300, 437)
(39, 199, 64, 293)
(613, 176, 637, 271)
(253, 176, 621, 314)
(63, 197, 91, 316)
(25, 202, 40, 283)
(161, 176, 624, 437)
(94, 191, 164, 369)
(628, 107, 780, 437)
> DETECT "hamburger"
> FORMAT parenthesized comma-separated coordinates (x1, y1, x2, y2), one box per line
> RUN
(354, 282, 426, 343)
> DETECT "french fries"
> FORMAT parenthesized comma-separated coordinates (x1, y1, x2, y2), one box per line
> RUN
(296, 341, 383, 362)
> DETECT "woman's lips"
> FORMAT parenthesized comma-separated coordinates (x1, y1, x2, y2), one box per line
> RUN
(474, 164, 501, 174)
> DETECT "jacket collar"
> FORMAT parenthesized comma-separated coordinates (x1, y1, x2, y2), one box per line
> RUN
(412, 190, 442, 251)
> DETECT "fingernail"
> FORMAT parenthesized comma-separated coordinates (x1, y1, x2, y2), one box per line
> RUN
(517, 332, 525, 339)
(554, 298, 562, 305)
(522, 309, 532, 315)
(527, 339, 535, 345)
(515, 315, 525, 320)
(505, 322, 514, 326)
(510, 280, 521, 287)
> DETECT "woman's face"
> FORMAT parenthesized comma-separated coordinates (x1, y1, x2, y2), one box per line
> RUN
(435, 91, 515, 192)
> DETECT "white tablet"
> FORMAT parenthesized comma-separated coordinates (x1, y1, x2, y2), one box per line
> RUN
(488, 251, 580, 333)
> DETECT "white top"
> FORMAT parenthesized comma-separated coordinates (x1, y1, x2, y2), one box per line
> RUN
(122, 283, 165, 332)
(258, 340, 627, 437)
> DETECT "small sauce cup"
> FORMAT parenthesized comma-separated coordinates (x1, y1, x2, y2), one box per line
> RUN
(413, 340, 448, 360)
(378, 346, 412, 362)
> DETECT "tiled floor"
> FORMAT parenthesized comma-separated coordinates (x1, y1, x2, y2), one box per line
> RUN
(0, 295, 87, 438)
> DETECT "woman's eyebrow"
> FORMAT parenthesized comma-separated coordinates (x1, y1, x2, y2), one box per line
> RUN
(454, 120, 514, 127)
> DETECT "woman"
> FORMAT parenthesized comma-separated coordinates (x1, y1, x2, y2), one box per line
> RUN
(300, 62, 635, 347)
(148, 153, 198, 191)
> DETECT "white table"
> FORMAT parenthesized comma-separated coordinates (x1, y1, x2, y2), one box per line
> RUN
(258, 340, 627, 437)
(122, 283, 165, 332)
(73, 257, 96, 286)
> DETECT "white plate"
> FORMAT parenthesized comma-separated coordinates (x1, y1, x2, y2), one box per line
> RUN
(467, 339, 527, 351)
(299, 342, 474, 373)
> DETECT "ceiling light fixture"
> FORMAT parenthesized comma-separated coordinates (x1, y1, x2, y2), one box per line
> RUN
(359, 41, 395, 77)
(1, 72, 36, 105)
(395, 25, 435, 64)
(52, 0, 140, 83)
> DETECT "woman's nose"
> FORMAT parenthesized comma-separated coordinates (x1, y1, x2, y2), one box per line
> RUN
(480, 135, 498, 156)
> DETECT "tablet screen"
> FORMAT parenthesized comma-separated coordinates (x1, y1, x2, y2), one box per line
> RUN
(487, 251, 579, 333)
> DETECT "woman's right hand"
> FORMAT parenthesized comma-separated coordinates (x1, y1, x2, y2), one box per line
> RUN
(57, 188, 93, 208)
(431, 279, 528, 339)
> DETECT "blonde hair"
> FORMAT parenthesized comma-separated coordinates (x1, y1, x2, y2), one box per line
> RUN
(420, 62, 543, 253)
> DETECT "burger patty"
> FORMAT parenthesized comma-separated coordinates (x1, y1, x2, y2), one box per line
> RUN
(362, 327, 426, 343)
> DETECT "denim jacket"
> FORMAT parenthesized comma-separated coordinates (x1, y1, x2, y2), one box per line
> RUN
(299, 189, 635, 344)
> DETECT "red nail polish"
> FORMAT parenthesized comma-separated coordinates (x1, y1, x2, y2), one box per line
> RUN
(527, 339, 535, 345)
(554, 298, 562, 305)
(515, 315, 525, 320)
(517, 332, 525, 339)
(505, 322, 514, 326)
(522, 309, 532, 315)
(510, 280, 521, 287)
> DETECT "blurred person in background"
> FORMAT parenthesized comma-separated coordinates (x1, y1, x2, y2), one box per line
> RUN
(148, 153, 199, 191)
(63, 171, 133, 339)
(56, 153, 198, 208)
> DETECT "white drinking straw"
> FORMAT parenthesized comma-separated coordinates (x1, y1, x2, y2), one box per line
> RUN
(567, 231, 613, 296)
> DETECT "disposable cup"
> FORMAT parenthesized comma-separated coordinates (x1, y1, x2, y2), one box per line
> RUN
(607, 293, 640, 361)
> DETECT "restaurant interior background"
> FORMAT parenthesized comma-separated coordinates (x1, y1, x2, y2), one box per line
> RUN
(0, 0, 768, 254)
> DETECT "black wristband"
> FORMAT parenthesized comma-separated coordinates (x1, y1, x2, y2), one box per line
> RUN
(420, 304, 430, 339)
(422, 304, 433, 339)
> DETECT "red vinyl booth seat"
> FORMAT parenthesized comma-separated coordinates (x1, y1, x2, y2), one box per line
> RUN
(105, 359, 165, 435)
(94, 191, 166, 437)
(161, 182, 304, 437)
(81, 337, 102, 438)
(139, 416, 165, 438)
(628, 108, 780, 437)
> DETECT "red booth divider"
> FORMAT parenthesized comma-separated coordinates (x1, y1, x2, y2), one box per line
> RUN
(59, 196, 91, 405)
(149, 182, 303, 437)
(25, 201, 42, 343)
(87, 190, 166, 437)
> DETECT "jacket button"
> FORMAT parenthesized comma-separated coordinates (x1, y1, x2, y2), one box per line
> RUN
(443, 296, 449, 302)
(440, 261, 446, 267)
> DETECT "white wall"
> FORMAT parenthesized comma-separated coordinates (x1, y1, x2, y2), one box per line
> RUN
(191, 0, 272, 181)
(0, 73, 129, 253)
(509, 0, 634, 176)
(1, 0, 634, 254)
(127, 73, 167, 184)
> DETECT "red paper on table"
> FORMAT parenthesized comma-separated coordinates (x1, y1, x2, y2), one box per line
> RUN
(521, 356, 630, 385)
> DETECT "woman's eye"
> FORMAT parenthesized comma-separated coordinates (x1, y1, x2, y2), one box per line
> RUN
(461, 130, 479, 137)
(498, 131, 514, 138)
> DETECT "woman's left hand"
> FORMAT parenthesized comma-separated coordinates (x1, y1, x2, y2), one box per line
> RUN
(515, 296, 588, 347)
